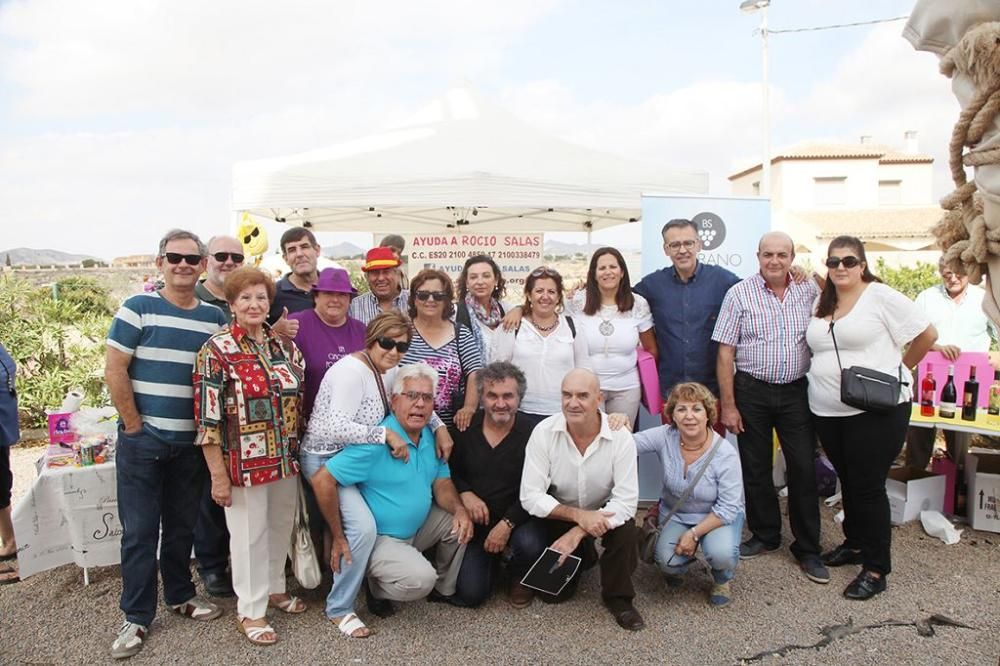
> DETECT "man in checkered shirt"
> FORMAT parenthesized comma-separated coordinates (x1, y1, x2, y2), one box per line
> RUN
(711, 231, 829, 585)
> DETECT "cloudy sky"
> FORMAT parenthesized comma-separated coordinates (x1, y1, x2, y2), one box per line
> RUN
(0, 0, 957, 259)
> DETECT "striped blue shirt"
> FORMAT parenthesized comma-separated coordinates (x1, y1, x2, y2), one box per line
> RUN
(107, 292, 225, 445)
(348, 289, 410, 325)
(711, 273, 818, 384)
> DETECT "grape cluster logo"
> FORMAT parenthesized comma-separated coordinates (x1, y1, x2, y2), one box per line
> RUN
(692, 212, 726, 251)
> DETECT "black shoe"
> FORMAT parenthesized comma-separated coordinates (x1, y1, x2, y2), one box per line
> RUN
(365, 582, 395, 618)
(798, 556, 831, 584)
(739, 537, 780, 560)
(843, 570, 886, 600)
(427, 589, 468, 607)
(821, 544, 863, 567)
(200, 571, 234, 598)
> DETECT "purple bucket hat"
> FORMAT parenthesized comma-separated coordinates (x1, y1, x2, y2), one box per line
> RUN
(312, 267, 358, 295)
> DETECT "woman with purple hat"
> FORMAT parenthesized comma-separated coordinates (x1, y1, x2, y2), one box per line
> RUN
(289, 267, 367, 423)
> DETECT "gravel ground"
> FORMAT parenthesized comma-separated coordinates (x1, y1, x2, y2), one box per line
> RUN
(2, 445, 998, 666)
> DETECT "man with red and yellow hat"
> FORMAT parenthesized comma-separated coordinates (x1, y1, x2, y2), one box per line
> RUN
(349, 247, 411, 325)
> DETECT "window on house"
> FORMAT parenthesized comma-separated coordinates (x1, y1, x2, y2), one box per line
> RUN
(878, 179, 901, 205)
(752, 181, 761, 196)
(814, 177, 846, 206)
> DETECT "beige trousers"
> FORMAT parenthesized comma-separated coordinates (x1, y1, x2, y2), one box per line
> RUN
(225, 475, 298, 619)
(367, 504, 466, 601)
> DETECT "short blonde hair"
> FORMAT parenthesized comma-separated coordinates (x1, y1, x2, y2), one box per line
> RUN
(665, 382, 718, 425)
(223, 266, 275, 304)
(365, 311, 413, 349)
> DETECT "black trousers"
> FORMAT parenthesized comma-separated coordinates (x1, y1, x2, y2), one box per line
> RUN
(734, 372, 821, 559)
(812, 402, 910, 576)
(539, 518, 637, 610)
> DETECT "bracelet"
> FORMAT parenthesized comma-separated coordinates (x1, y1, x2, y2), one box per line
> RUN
(689, 528, 699, 542)
(502, 518, 516, 530)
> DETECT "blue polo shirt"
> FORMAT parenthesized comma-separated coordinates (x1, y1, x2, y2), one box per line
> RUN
(325, 413, 450, 539)
(633, 262, 739, 396)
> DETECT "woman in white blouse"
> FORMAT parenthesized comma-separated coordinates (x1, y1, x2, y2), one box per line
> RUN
(491, 267, 590, 428)
(806, 236, 936, 601)
(568, 247, 657, 424)
(298, 312, 452, 638)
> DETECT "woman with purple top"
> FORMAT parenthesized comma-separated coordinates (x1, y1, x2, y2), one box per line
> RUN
(289, 268, 367, 423)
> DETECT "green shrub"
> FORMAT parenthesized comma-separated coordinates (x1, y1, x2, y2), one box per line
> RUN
(874, 258, 939, 300)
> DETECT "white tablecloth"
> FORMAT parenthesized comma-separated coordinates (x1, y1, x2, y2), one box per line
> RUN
(12, 461, 121, 579)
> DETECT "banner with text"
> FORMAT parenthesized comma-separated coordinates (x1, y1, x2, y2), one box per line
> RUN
(403, 233, 543, 290)
(639, 195, 771, 280)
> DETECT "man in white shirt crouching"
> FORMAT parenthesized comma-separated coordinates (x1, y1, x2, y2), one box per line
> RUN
(519, 369, 642, 631)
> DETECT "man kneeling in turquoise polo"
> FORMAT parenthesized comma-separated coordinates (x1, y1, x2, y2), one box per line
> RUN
(312, 362, 474, 622)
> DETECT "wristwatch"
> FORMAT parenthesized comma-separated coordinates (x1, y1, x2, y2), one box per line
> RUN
(502, 518, 516, 530)
(689, 528, 700, 543)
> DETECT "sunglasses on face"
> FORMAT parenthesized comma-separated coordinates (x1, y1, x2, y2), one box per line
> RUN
(414, 291, 448, 302)
(400, 390, 434, 404)
(376, 337, 410, 353)
(212, 252, 245, 263)
(825, 256, 861, 269)
(162, 252, 203, 266)
(666, 240, 698, 251)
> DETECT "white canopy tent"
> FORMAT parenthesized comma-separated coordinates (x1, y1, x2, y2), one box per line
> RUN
(232, 89, 708, 235)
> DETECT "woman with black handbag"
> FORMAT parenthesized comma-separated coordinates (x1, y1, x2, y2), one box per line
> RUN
(806, 236, 937, 600)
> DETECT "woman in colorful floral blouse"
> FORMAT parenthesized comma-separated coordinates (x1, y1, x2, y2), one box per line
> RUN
(193, 266, 306, 647)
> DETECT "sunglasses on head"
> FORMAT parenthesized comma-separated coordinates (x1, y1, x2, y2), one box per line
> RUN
(825, 256, 861, 269)
(376, 337, 410, 353)
(530, 266, 559, 278)
(212, 252, 245, 263)
(414, 291, 448, 302)
(162, 252, 203, 266)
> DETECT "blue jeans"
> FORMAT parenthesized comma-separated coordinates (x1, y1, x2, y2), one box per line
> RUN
(300, 450, 377, 619)
(654, 512, 744, 584)
(116, 428, 207, 626)
(454, 519, 549, 607)
(193, 473, 230, 577)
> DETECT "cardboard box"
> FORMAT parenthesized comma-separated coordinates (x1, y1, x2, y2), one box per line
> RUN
(965, 448, 1000, 533)
(885, 467, 945, 525)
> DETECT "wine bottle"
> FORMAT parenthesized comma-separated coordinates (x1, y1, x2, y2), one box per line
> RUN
(939, 365, 957, 419)
(988, 369, 1000, 416)
(920, 367, 936, 417)
(961, 366, 979, 421)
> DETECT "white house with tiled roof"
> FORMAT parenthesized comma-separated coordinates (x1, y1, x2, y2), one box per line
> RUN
(728, 132, 940, 266)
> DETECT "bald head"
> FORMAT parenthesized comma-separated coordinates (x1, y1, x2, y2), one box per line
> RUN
(561, 369, 603, 431)
(205, 235, 245, 288)
(757, 231, 795, 287)
(757, 231, 794, 254)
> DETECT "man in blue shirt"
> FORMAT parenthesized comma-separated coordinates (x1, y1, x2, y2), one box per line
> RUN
(311, 363, 473, 628)
(634, 219, 740, 399)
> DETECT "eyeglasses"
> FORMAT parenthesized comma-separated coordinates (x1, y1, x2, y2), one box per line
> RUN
(530, 267, 560, 278)
(825, 256, 861, 269)
(376, 337, 411, 353)
(414, 291, 448, 302)
(212, 252, 245, 263)
(162, 252, 203, 266)
(666, 240, 698, 251)
(242, 227, 260, 244)
(400, 390, 434, 403)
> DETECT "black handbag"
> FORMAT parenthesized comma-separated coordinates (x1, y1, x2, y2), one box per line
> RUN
(828, 321, 906, 412)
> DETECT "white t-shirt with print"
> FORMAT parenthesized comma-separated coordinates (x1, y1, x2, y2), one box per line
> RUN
(806, 282, 930, 418)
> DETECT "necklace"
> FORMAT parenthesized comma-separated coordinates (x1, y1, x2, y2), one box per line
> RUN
(598, 318, 615, 336)
(531, 316, 558, 332)
(679, 430, 711, 452)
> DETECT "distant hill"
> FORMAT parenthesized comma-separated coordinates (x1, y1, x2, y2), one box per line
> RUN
(0, 247, 103, 266)
(544, 240, 639, 256)
(326, 241, 366, 259)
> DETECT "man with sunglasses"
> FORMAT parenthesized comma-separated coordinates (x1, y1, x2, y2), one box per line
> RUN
(712, 232, 828, 583)
(194, 236, 244, 322)
(105, 229, 227, 659)
(350, 247, 411, 325)
(634, 219, 740, 401)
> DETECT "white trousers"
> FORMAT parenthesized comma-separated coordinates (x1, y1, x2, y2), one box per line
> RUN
(604, 386, 642, 425)
(224, 475, 298, 619)
(367, 504, 466, 602)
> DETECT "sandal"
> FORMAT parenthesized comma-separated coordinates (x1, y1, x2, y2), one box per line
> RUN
(334, 612, 373, 638)
(268, 594, 307, 614)
(0, 562, 19, 585)
(237, 615, 277, 646)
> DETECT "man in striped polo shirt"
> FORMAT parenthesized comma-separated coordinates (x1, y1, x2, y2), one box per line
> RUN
(712, 231, 828, 585)
(105, 229, 227, 659)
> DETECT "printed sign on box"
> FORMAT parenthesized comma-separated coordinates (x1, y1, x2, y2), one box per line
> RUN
(403, 233, 542, 291)
(965, 448, 1000, 533)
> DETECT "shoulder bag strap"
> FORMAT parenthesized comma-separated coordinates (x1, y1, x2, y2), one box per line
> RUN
(656, 437, 724, 531)
(359, 352, 390, 415)
(827, 319, 845, 372)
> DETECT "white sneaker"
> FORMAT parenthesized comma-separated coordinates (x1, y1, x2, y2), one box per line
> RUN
(170, 595, 222, 621)
(110, 621, 147, 659)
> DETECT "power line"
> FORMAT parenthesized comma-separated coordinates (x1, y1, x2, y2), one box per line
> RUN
(768, 15, 909, 35)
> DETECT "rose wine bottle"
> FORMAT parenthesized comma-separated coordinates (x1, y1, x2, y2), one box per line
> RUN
(920, 367, 936, 417)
